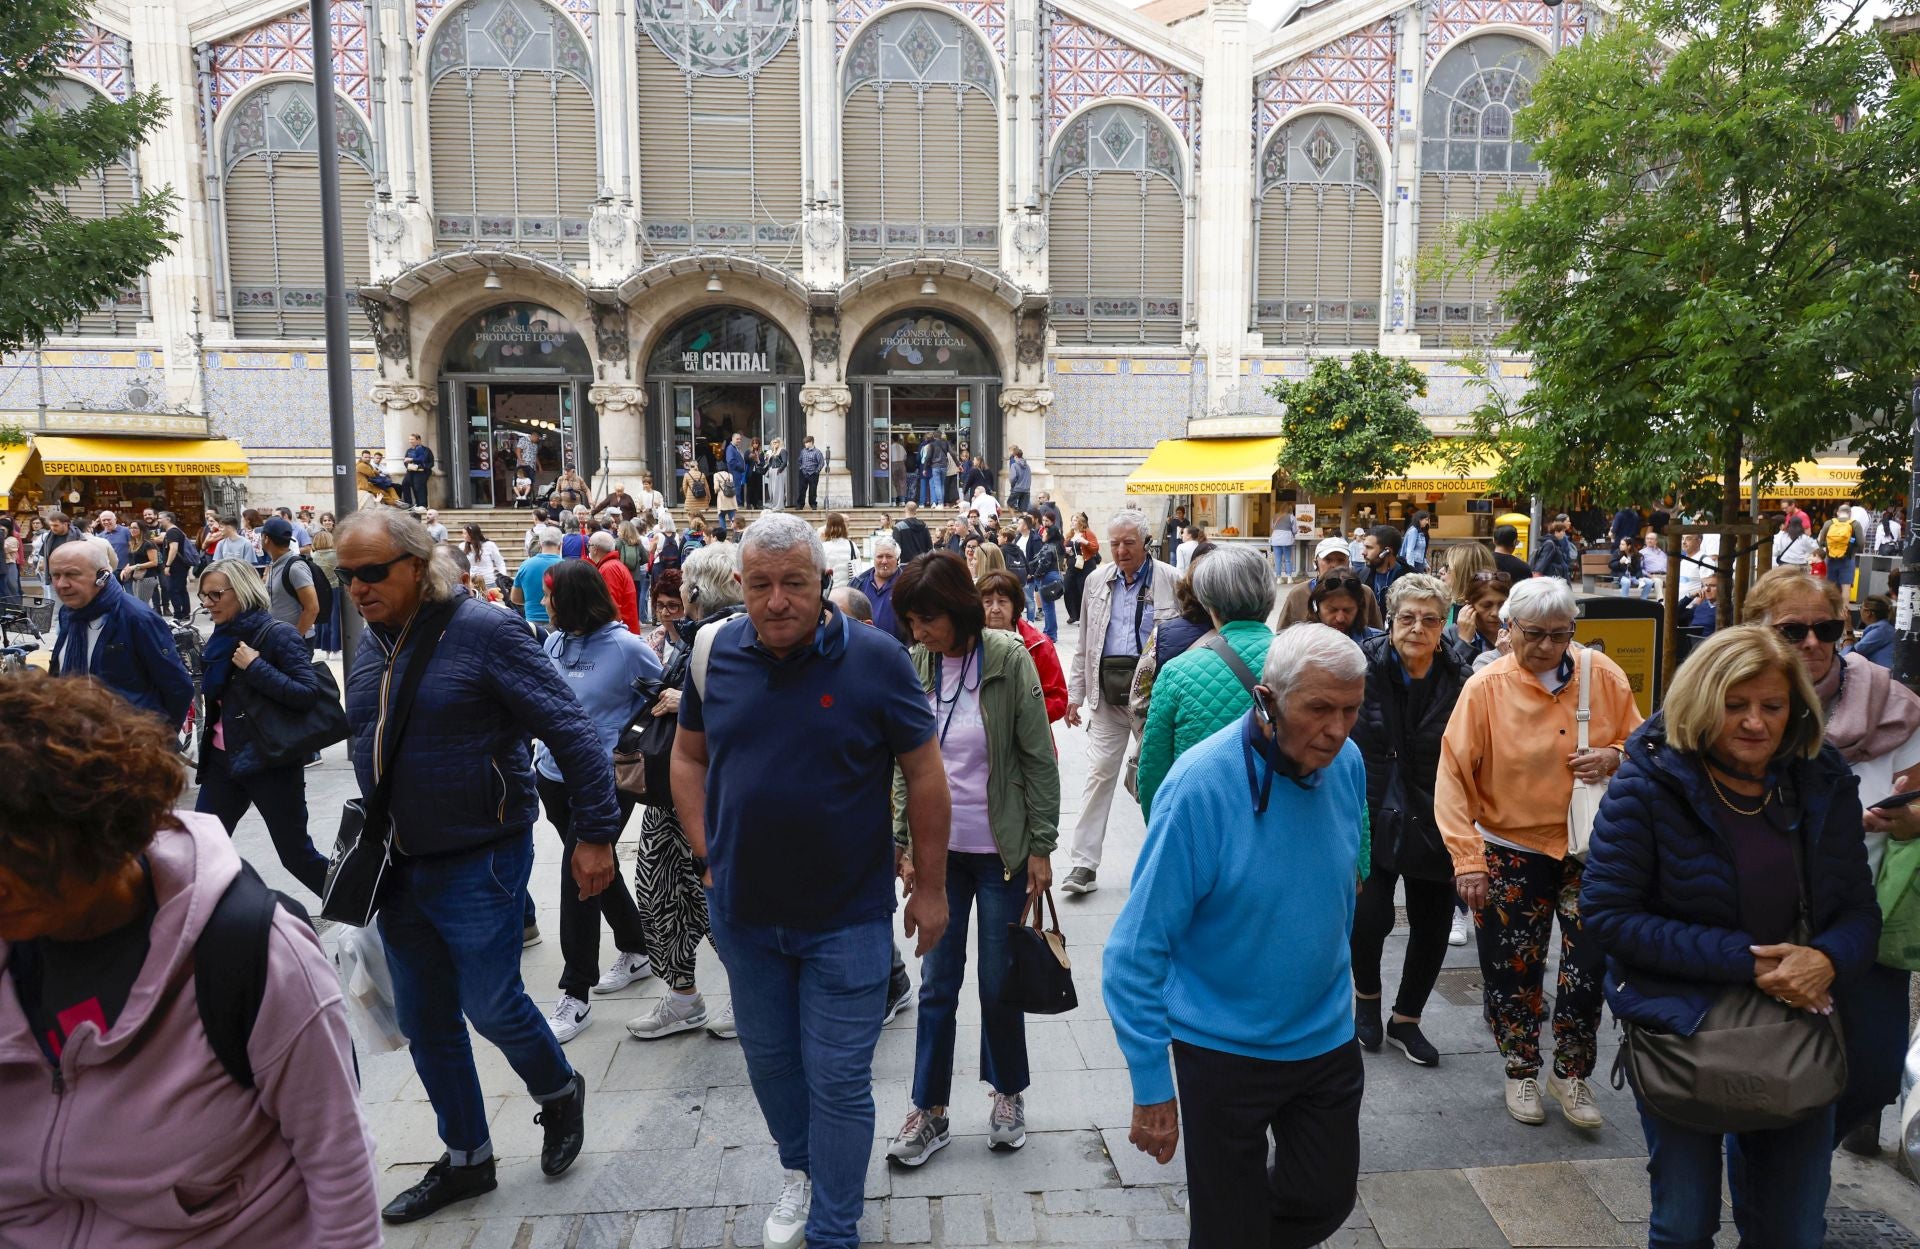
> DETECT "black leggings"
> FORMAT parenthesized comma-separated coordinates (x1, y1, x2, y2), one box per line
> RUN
(1350, 868, 1455, 1019)
(536, 776, 648, 1001)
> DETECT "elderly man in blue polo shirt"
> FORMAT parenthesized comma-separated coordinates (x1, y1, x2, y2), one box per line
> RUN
(673, 511, 950, 1249)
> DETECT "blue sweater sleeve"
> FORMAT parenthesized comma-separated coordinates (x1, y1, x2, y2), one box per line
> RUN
(1102, 765, 1218, 1105)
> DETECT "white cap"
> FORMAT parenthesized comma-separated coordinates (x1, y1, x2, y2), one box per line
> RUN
(1315, 536, 1350, 563)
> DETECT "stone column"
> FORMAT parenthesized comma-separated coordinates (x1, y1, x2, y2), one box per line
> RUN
(802, 0, 844, 287)
(128, 2, 206, 410)
(1003, 0, 1045, 290)
(1193, 0, 1254, 413)
(1000, 382, 1053, 492)
(1381, 2, 1425, 352)
(589, 383, 648, 483)
(372, 381, 435, 500)
(799, 382, 854, 505)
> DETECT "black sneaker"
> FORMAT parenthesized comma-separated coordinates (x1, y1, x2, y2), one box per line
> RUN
(884, 976, 914, 1025)
(1355, 996, 1383, 1051)
(1386, 1019, 1440, 1067)
(536, 1072, 587, 1176)
(380, 1154, 497, 1224)
(1839, 1123, 1883, 1156)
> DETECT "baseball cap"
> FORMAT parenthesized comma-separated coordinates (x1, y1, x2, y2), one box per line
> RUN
(260, 517, 295, 544)
(1315, 536, 1349, 563)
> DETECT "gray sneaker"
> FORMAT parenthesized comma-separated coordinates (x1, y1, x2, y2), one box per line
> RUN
(1061, 867, 1097, 895)
(624, 993, 706, 1040)
(988, 1091, 1026, 1151)
(706, 1001, 738, 1039)
(885, 1108, 951, 1168)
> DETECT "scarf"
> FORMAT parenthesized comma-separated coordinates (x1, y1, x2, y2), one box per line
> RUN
(55, 573, 125, 676)
(1815, 649, 1920, 765)
(202, 608, 272, 701)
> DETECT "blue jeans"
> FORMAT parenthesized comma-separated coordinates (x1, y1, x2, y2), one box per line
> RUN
(929, 474, 947, 506)
(380, 834, 576, 1166)
(1272, 544, 1296, 578)
(912, 852, 1031, 1108)
(1036, 572, 1060, 639)
(709, 906, 890, 1249)
(1639, 1100, 1833, 1249)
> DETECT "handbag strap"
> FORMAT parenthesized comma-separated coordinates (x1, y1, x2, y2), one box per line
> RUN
(1576, 645, 1592, 752)
(369, 601, 454, 807)
(1199, 632, 1260, 698)
(1023, 886, 1063, 934)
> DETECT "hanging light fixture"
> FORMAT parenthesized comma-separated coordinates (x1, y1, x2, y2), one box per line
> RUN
(706, 273, 725, 293)
(483, 267, 502, 291)
(919, 276, 938, 296)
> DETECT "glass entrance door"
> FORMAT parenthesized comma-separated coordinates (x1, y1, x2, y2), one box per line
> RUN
(864, 383, 974, 506)
(657, 381, 789, 507)
(450, 380, 577, 507)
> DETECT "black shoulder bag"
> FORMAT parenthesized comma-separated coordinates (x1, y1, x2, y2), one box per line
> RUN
(224, 622, 350, 767)
(1002, 888, 1078, 1014)
(320, 603, 451, 927)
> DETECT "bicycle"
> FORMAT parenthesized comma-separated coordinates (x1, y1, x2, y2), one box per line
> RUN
(0, 602, 44, 676)
(172, 623, 206, 758)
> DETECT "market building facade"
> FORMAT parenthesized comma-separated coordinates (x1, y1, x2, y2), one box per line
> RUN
(2, 0, 1635, 536)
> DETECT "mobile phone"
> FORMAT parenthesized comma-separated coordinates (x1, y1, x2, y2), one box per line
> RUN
(1870, 790, 1920, 812)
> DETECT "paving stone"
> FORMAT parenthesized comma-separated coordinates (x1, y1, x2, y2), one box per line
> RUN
(1358, 1168, 1510, 1249)
(1135, 1212, 1191, 1240)
(1096, 1126, 1183, 1187)
(600, 1031, 754, 1092)
(486, 1087, 705, 1158)
(731, 1206, 770, 1247)
(1317, 1230, 1388, 1249)
(859, 1198, 888, 1244)
(1043, 1191, 1089, 1214)
(1086, 1188, 1172, 1215)
(712, 1143, 790, 1206)
(891, 1195, 933, 1243)
(526, 1216, 576, 1249)
(940, 1193, 991, 1244)
(578, 1146, 723, 1213)
(467, 1217, 527, 1249)
(679, 1206, 726, 1248)
(420, 1221, 480, 1248)
(1465, 1162, 1634, 1247)
(888, 1130, 1119, 1198)
(575, 1212, 633, 1249)
(627, 1209, 678, 1249)
(1572, 1157, 1652, 1223)
(1034, 1212, 1136, 1241)
(994, 1191, 1040, 1241)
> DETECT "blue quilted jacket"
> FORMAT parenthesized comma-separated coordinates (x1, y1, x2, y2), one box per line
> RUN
(346, 593, 622, 856)
(1580, 713, 1880, 1036)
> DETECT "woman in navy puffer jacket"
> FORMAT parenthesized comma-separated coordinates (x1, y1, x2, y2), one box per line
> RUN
(1582, 626, 1879, 1249)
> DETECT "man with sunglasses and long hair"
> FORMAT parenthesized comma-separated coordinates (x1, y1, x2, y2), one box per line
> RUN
(335, 508, 623, 1225)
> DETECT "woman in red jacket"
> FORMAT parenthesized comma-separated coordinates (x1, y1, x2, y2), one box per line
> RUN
(978, 568, 1068, 724)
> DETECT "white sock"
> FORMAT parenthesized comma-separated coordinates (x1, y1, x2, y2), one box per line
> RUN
(671, 989, 698, 1001)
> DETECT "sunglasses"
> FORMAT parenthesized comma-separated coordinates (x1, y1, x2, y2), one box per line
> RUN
(1472, 570, 1513, 585)
(334, 553, 412, 585)
(1775, 619, 1844, 645)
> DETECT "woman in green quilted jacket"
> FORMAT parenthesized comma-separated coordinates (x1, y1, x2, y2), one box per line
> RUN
(1135, 545, 1277, 818)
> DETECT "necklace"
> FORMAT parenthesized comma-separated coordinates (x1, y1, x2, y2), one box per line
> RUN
(1706, 767, 1772, 816)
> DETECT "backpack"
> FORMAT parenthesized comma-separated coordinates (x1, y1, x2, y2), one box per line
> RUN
(688, 475, 709, 503)
(1824, 521, 1857, 560)
(655, 531, 682, 570)
(195, 859, 314, 1087)
(281, 553, 334, 622)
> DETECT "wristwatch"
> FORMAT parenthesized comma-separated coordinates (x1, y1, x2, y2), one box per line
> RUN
(691, 855, 710, 879)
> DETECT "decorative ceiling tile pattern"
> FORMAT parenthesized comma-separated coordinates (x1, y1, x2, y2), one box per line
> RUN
(416, 0, 596, 40)
(1045, 9, 1196, 145)
(1256, 17, 1395, 146)
(209, 2, 370, 116)
(833, 0, 1006, 57)
(1425, 0, 1584, 66)
(62, 22, 133, 102)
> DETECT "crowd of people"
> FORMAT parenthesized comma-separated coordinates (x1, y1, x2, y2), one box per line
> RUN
(1, 476, 1916, 1249)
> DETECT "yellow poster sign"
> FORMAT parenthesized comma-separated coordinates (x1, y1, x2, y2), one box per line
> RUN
(1574, 619, 1658, 717)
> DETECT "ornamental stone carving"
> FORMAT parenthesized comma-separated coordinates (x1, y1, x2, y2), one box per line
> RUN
(809, 309, 842, 367)
(1015, 309, 1048, 366)
(589, 299, 631, 372)
(999, 384, 1053, 416)
(588, 383, 647, 416)
(799, 383, 852, 420)
(362, 298, 411, 367)
(371, 382, 433, 412)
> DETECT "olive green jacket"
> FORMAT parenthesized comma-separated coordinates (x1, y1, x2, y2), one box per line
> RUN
(893, 627, 1061, 875)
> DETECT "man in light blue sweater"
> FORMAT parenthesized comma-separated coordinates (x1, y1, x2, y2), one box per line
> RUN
(1104, 624, 1371, 1249)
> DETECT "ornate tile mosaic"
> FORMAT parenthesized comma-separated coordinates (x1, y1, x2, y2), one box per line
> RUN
(1045, 9, 1197, 146)
(210, 2, 371, 116)
(0, 362, 165, 417)
(834, 0, 1005, 57)
(61, 21, 133, 102)
(1256, 18, 1395, 145)
(202, 353, 383, 448)
(1425, 0, 1585, 66)
(1048, 358, 1198, 448)
(416, 0, 597, 40)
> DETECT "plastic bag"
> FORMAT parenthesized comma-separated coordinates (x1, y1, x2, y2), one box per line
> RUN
(334, 923, 407, 1054)
(1878, 838, 1920, 971)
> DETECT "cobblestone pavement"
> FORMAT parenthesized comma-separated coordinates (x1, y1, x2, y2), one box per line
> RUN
(220, 645, 1920, 1248)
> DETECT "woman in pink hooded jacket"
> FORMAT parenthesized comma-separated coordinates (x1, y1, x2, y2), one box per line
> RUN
(0, 674, 380, 1247)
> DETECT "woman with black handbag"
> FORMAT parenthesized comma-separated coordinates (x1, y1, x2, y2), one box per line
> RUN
(1582, 625, 1880, 1249)
(1348, 574, 1472, 1068)
(191, 558, 335, 895)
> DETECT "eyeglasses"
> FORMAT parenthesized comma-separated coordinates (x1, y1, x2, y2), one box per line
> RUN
(1516, 625, 1576, 646)
(1472, 570, 1513, 586)
(1775, 619, 1844, 645)
(198, 588, 229, 604)
(333, 553, 411, 585)
(1392, 612, 1446, 630)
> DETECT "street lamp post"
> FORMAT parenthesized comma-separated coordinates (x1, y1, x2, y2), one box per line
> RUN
(1893, 380, 1920, 692)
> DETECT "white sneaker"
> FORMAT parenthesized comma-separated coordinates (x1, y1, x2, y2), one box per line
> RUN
(592, 952, 654, 995)
(1547, 1072, 1605, 1129)
(1448, 910, 1470, 947)
(1505, 1076, 1547, 1125)
(707, 1001, 738, 1039)
(625, 993, 707, 1040)
(546, 994, 591, 1044)
(764, 1169, 809, 1249)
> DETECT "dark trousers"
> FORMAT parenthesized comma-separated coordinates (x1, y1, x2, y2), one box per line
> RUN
(1064, 564, 1088, 622)
(1350, 868, 1454, 1019)
(800, 472, 820, 508)
(1007, 491, 1030, 514)
(536, 776, 649, 1001)
(911, 852, 1030, 1108)
(1174, 1038, 1364, 1249)
(1643, 1100, 1833, 1249)
(401, 472, 428, 508)
(1474, 845, 1604, 1079)
(162, 567, 191, 621)
(1833, 961, 1912, 1141)
(194, 748, 328, 895)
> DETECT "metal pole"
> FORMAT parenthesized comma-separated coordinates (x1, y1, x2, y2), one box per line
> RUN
(311, 0, 363, 671)
(1892, 379, 1920, 691)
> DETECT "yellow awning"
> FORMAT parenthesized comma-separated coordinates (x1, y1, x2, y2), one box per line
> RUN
(33, 436, 250, 477)
(1388, 454, 1498, 494)
(1127, 437, 1283, 495)
(1738, 458, 1860, 501)
(0, 446, 32, 509)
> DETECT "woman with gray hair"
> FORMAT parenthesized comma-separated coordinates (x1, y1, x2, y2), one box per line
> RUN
(1435, 576, 1642, 1130)
(1350, 573, 1474, 1067)
(1134, 544, 1278, 817)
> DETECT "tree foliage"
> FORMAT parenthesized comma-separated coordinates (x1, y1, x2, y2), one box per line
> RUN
(0, 0, 177, 353)
(1463, 0, 1920, 520)
(1270, 352, 1431, 532)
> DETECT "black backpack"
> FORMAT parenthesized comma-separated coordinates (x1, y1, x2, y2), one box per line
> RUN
(655, 531, 682, 571)
(195, 860, 314, 1088)
(281, 553, 334, 622)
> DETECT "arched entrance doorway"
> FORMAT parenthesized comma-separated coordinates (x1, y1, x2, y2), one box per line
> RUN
(438, 302, 596, 508)
(849, 310, 1001, 508)
(646, 306, 806, 508)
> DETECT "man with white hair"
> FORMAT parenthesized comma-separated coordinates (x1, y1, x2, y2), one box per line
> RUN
(852, 534, 903, 636)
(1105, 624, 1370, 1249)
(1061, 509, 1178, 894)
(671, 511, 949, 1249)
(47, 536, 194, 725)
(586, 529, 641, 633)
(94, 510, 130, 570)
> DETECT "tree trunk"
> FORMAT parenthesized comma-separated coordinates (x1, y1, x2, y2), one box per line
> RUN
(1338, 488, 1353, 540)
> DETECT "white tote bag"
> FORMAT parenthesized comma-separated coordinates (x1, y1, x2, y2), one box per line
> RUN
(1567, 645, 1609, 858)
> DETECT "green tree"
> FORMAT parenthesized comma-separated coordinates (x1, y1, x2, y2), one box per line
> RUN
(1269, 352, 1431, 535)
(1462, 0, 1920, 521)
(1, 1, 177, 352)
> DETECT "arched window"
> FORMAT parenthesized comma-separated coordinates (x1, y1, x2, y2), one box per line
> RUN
(427, 0, 596, 264)
(222, 80, 376, 339)
(634, 0, 802, 264)
(36, 78, 146, 336)
(1416, 33, 1546, 347)
(842, 8, 999, 271)
(1047, 103, 1185, 345)
(1253, 113, 1385, 347)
